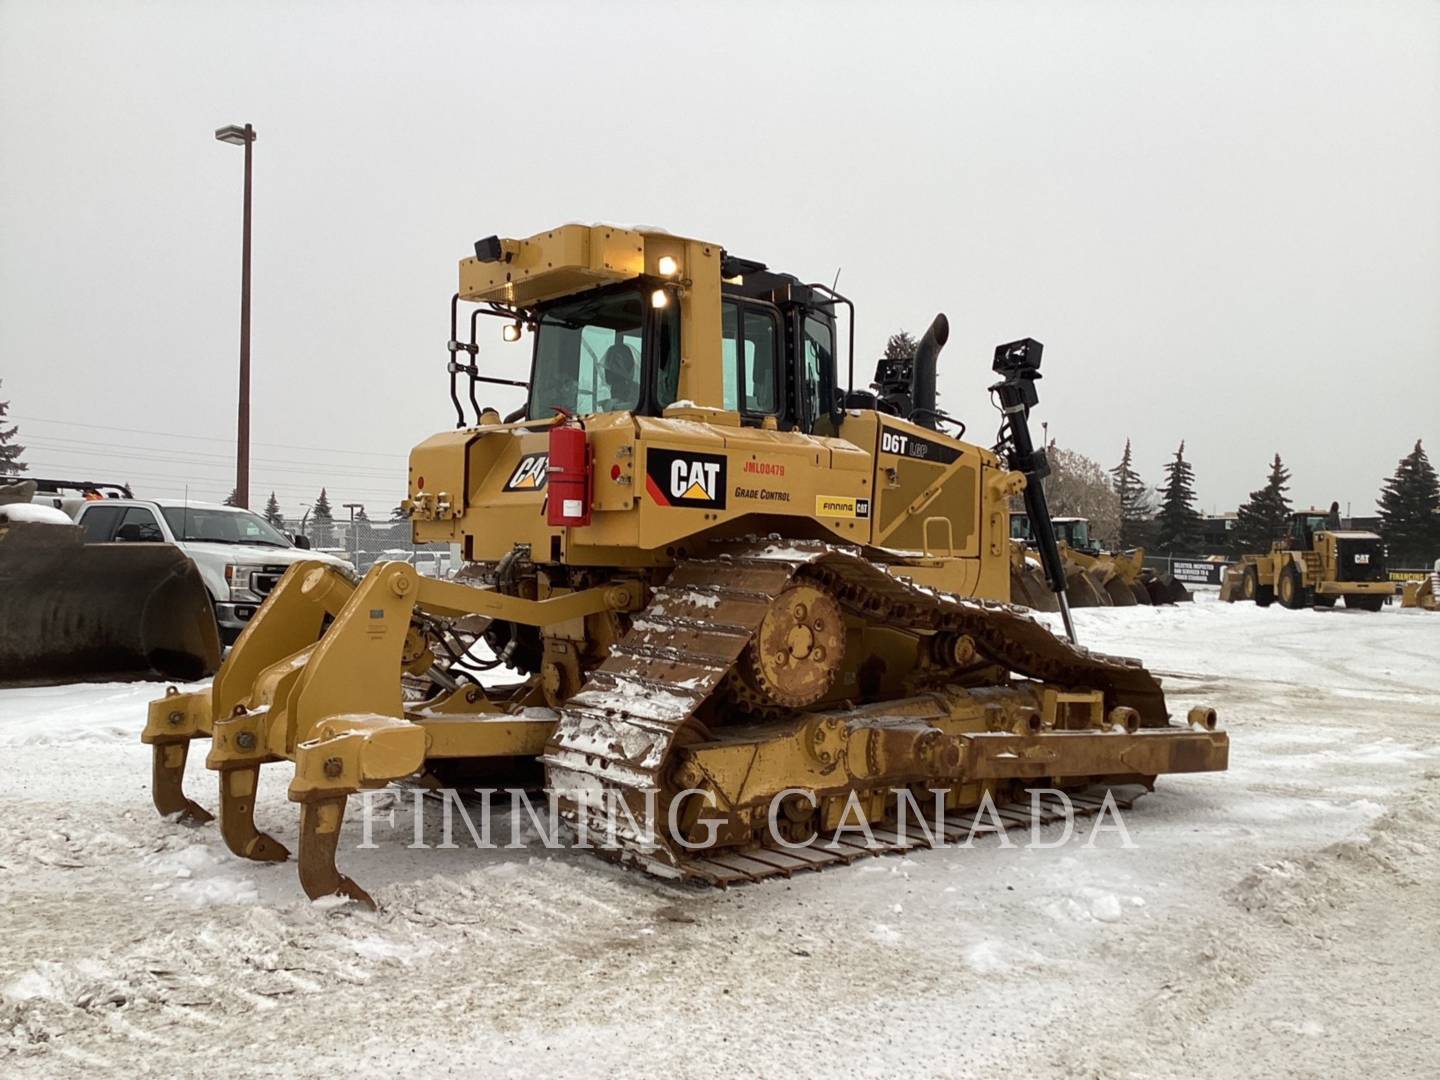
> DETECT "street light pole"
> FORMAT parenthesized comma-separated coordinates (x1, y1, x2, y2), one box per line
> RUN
(215, 122, 256, 508)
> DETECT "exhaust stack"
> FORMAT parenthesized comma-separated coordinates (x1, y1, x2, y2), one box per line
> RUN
(910, 313, 950, 429)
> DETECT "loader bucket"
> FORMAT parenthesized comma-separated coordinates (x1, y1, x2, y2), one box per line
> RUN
(1402, 577, 1436, 610)
(1144, 573, 1192, 605)
(0, 523, 221, 685)
(1218, 566, 1246, 603)
(1130, 581, 1153, 604)
(1009, 560, 1059, 612)
(1104, 575, 1138, 606)
(1064, 566, 1109, 607)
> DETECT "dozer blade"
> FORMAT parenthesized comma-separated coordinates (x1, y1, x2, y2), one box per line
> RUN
(0, 523, 221, 685)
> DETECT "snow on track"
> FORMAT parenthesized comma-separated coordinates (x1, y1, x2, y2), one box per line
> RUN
(2, 598, 1438, 1078)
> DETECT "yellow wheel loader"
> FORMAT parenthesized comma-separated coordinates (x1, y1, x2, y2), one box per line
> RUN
(0, 478, 221, 685)
(1009, 514, 1190, 608)
(1220, 508, 1392, 611)
(144, 224, 1227, 906)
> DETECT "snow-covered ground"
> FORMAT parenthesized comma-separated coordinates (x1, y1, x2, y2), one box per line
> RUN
(3, 594, 1439, 1078)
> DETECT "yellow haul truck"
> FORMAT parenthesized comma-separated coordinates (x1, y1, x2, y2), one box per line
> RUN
(1221, 508, 1392, 611)
(143, 224, 1227, 906)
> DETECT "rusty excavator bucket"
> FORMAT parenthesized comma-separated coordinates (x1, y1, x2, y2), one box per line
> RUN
(0, 521, 221, 685)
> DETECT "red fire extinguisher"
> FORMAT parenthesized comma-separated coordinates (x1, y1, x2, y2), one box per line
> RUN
(547, 413, 591, 527)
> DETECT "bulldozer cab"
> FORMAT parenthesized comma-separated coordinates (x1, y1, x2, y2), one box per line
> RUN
(521, 267, 841, 438)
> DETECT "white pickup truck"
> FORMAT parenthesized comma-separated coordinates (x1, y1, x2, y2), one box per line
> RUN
(71, 498, 352, 643)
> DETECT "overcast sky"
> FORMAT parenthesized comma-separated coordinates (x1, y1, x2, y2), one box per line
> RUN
(2, 0, 1436, 521)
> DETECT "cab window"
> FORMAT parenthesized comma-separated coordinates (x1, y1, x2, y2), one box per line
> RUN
(721, 303, 740, 411)
(114, 506, 163, 542)
(801, 315, 837, 436)
(721, 300, 780, 417)
(743, 309, 779, 413)
(79, 503, 124, 542)
(652, 301, 681, 411)
(530, 290, 645, 418)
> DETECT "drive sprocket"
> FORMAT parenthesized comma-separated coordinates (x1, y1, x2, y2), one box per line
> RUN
(739, 580, 845, 709)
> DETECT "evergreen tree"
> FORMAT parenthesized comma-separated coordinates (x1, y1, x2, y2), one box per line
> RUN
(1377, 440, 1440, 566)
(1154, 441, 1202, 554)
(224, 487, 240, 507)
(0, 379, 26, 475)
(1108, 438, 1152, 550)
(312, 488, 335, 546)
(1233, 454, 1292, 554)
(262, 492, 284, 528)
(883, 331, 918, 361)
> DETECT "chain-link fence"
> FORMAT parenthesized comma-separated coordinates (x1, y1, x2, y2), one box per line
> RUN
(280, 516, 456, 577)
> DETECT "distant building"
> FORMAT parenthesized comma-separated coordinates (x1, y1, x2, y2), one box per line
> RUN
(1342, 514, 1382, 533)
(1200, 513, 1237, 557)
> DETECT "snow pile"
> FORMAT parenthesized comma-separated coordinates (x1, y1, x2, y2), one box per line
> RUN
(0, 503, 72, 525)
(0, 682, 206, 748)
(1229, 777, 1439, 926)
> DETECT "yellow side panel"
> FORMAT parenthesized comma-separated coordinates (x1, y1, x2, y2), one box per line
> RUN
(844, 414, 982, 557)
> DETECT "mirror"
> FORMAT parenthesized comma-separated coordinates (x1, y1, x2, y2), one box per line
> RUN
(292, 534, 311, 550)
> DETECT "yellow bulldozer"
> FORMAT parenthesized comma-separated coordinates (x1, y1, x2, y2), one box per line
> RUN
(143, 224, 1227, 906)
